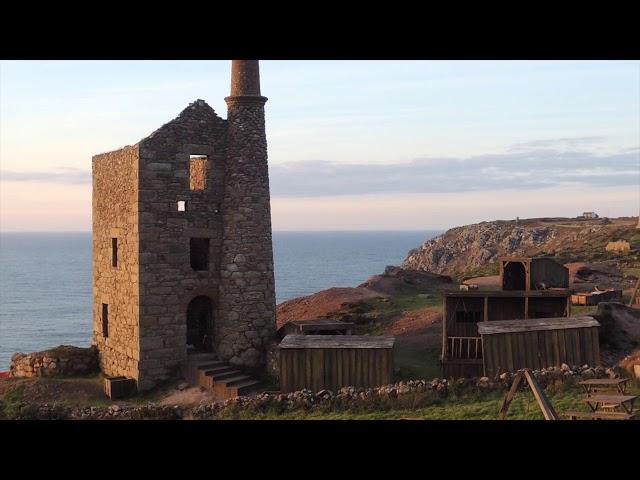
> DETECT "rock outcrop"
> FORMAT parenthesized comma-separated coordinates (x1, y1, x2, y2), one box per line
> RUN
(402, 217, 639, 277)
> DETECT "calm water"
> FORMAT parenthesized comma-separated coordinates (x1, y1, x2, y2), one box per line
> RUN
(0, 230, 438, 369)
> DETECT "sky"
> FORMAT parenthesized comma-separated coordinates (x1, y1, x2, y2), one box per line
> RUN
(0, 60, 638, 231)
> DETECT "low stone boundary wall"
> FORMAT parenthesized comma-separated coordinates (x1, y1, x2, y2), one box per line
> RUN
(10, 345, 99, 378)
(4, 363, 627, 420)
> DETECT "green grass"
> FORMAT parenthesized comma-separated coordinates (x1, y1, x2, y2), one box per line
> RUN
(351, 293, 443, 336)
(461, 262, 500, 281)
(361, 293, 443, 316)
(1, 384, 26, 419)
(571, 305, 598, 316)
(395, 346, 441, 381)
(623, 267, 640, 279)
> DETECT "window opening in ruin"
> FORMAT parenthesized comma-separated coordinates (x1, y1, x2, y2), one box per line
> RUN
(189, 155, 208, 191)
(190, 238, 210, 271)
(177, 201, 187, 212)
(112, 238, 118, 267)
(102, 303, 109, 338)
(456, 311, 483, 323)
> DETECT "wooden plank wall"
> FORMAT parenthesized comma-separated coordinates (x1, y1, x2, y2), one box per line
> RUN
(446, 297, 484, 337)
(487, 297, 526, 321)
(442, 361, 483, 379)
(528, 297, 568, 318)
(279, 348, 394, 393)
(483, 326, 600, 377)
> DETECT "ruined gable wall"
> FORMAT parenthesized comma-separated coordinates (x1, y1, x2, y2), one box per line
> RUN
(136, 101, 227, 390)
(92, 145, 140, 381)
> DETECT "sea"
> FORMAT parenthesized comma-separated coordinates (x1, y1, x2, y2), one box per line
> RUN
(0, 230, 439, 370)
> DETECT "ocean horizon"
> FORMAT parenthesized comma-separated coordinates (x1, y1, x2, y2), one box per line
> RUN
(0, 230, 440, 369)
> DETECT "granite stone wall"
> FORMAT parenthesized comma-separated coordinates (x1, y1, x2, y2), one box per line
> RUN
(92, 145, 141, 381)
(218, 93, 277, 369)
(92, 61, 278, 391)
(135, 100, 227, 391)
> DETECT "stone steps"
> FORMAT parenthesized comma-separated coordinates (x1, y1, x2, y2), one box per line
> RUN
(185, 355, 263, 399)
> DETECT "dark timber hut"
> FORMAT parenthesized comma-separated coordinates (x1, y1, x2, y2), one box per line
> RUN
(442, 257, 571, 378)
(500, 257, 569, 291)
(276, 319, 354, 340)
(477, 316, 600, 377)
(279, 335, 395, 393)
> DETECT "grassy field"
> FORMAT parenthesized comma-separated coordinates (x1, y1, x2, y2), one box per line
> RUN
(394, 341, 442, 380)
(351, 293, 443, 336)
(0, 374, 168, 417)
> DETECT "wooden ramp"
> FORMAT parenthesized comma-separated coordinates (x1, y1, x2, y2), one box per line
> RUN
(499, 369, 559, 420)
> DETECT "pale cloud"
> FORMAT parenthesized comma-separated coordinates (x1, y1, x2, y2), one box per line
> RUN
(1, 138, 637, 231)
(1, 145, 637, 197)
(508, 136, 608, 151)
(269, 148, 638, 197)
(271, 185, 638, 230)
(1, 167, 90, 184)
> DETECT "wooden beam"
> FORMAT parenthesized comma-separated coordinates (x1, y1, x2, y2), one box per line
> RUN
(483, 296, 489, 322)
(499, 371, 523, 420)
(442, 296, 448, 360)
(499, 369, 559, 420)
(629, 278, 640, 307)
(523, 369, 559, 420)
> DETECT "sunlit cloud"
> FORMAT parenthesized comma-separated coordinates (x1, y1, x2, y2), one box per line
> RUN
(269, 147, 639, 197)
(1, 167, 90, 184)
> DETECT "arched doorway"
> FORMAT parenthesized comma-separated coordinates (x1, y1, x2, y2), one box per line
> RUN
(503, 261, 526, 290)
(186, 296, 213, 353)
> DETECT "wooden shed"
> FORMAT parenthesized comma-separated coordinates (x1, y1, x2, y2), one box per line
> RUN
(441, 289, 571, 378)
(276, 318, 353, 340)
(477, 316, 600, 377)
(500, 257, 569, 291)
(278, 335, 395, 393)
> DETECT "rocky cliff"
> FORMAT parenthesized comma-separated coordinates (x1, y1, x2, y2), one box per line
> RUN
(402, 216, 639, 278)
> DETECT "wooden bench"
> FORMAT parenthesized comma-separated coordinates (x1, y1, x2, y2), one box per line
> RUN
(563, 410, 636, 420)
(583, 394, 638, 414)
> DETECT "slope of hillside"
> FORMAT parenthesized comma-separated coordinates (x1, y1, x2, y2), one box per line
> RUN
(401, 216, 639, 278)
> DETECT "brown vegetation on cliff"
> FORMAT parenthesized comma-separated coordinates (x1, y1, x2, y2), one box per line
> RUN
(402, 216, 639, 279)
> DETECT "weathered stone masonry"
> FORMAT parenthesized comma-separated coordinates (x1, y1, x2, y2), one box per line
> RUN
(218, 62, 276, 368)
(92, 61, 276, 391)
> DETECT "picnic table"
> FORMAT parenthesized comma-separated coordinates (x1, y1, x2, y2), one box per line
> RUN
(578, 378, 629, 395)
(583, 394, 638, 414)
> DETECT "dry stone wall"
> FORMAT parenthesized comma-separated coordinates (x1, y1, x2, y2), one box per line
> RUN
(10, 346, 99, 378)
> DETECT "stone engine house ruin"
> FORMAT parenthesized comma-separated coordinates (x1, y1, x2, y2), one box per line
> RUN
(92, 60, 276, 391)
